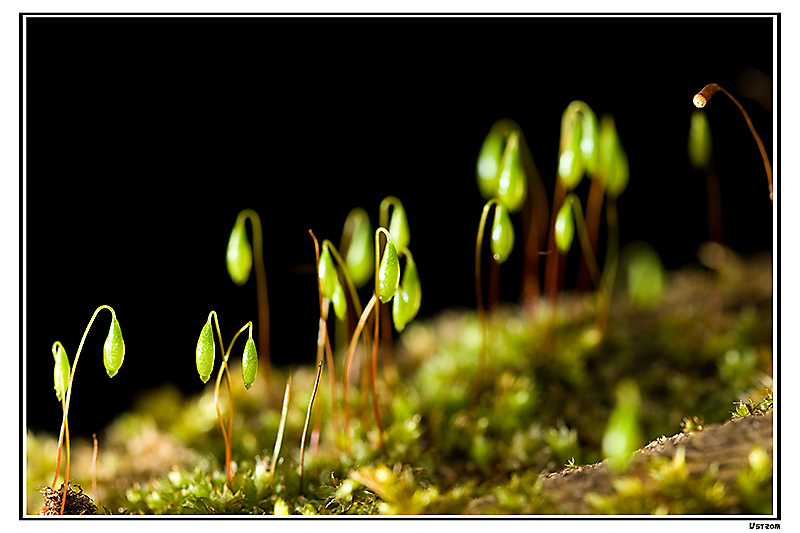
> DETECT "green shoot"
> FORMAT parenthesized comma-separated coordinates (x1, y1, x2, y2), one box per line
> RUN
(693, 83, 773, 203)
(602, 379, 643, 473)
(299, 360, 324, 495)
(270, 375, 291, 490)
(226, 209, 271, 382)
(50, 305, 125, 514)
(195, 310, 258, 489)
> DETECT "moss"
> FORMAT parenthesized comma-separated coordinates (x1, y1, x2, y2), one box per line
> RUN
(27, 254, 773, 515)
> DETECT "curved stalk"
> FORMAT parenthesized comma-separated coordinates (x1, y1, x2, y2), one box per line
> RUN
(237, 209, 271, 381)
(52, 305, 116, 514)
(212, 319, 252, 489)
(269, 375, 291, 489)
(343, 294, 377, 436)
(693, 83, 773, 203)
(472, 199, 500, 411)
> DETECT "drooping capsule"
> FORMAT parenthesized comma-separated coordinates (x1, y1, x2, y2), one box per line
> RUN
(599, 114, 629, 198)
(554, 202, 575, 255)
(342, 207, 374, 289)
(196, 316, 215, 383)
(392, 257, 421, 332)
(318, 245, 337, 300)
(496, 132, 527, 213)
(490, 203, 514, 264)
(388, 202, 410, 251)
(377, 239, 400, 303)
(226, 220, 253, 286)
(241, 336, 258, 390)
(103, 317, 125, 378)
(52, 343, 70, 402)
(476, 127, 504, 199)
(331, 279, 347, 321)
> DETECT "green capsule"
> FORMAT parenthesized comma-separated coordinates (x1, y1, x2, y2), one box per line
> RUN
(343, 208, 374, 289)
(195, 317, 215, 383)
(496, 132, 527, 213)
(318, 245, 337, 300)
(241, 336, 258, 390)
(226, 220, 253, 286)
(331, 280, 347, 321)
(103, 317, 125, 378)
(476, 127, 504, 199)
(52, 344, 70, 402)
(554, 202, 575, 255)
(377, 240, 400, 303)
(625, 242, 665, 309)
(599, 115, 629, 198)
(490, 203, 514, 264)
(392, 258, 421, 332)
(580, 107, 599, 177)
(388, 202, 410, 251)
(688, 109, 712, 170)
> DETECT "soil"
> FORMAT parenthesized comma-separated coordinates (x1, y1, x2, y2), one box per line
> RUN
(40, 483, 98, 515)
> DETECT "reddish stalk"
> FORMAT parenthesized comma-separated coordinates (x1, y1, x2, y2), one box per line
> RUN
(693, 83, 773, 203)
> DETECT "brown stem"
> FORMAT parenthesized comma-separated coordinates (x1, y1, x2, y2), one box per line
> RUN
(472, 200, 498, 412)
(544, 181, 567, 303)
(694, 83, 773, 203)
(576, 175, 606, 291)
(239, 210, 271, 383)
(299, 360, 323, 496)
(705, 164, 724, 243)
(343, 294, 377, 440)
(372, 300, 387, 455)
(91, 434, 98, 504)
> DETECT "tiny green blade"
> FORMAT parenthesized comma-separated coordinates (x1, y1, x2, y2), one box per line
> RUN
(103, 318, 125, 378)
(195, 318, 215, 383)
(242, 337, 258, 390)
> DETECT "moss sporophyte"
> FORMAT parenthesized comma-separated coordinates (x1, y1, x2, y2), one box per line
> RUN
(693, 83, 773, 203)
(195, 311, 259, 489)
(49, 305, 125, 514)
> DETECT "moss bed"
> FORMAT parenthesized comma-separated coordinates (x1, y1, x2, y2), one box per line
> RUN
(25, 249, 773, 515)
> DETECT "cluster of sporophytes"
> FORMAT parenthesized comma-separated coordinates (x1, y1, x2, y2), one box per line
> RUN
(35, 85, 772, 514)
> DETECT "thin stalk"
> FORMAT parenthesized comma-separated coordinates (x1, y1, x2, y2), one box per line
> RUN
(270, 375, 291, 489)
(343, 294, 377, 437)
(299, 360, 324, 496)
(213, 320, 252, 489)
(565, 194, 601, 289)
(472, 199, 499, 411)
(694, 83, 773, 203)
(91, 434, 98, 505)
(238, 209, 271, 382)
(544, 181, 567, 302)
(598, 196, 620, 332)
(53, 305, 115, 514)
(576, 175, 606, 291)
(372, 297, 387, 455)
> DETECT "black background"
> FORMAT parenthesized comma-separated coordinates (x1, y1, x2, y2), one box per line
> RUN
(24, 15, 775, 437)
